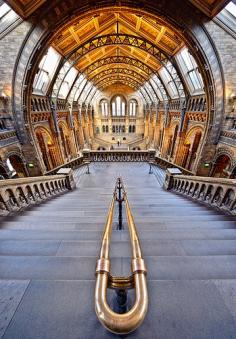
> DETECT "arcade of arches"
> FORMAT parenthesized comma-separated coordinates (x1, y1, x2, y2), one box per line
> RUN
(0, 0, 236, 179)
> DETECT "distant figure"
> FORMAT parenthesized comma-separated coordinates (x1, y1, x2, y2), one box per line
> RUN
(117, 139, 120, 147)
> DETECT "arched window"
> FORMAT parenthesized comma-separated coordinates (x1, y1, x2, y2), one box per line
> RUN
(100, 100, 108, 116)
(111, 96, 126, 116)
(129, 100, 137, 116)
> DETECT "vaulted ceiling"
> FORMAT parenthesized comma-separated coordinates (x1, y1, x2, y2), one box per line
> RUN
(51, 11, 183, 90)
(6, 0, 218, 102)
(4, 0, 231, 18)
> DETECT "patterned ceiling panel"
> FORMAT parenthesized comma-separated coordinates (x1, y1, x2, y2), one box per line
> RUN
(4, 0, 230, 18)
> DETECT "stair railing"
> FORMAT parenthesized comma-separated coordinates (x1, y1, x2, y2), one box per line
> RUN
(95, 178, 148, 334)
(0, 170, 76, 216)
(168, 174, 236, 215)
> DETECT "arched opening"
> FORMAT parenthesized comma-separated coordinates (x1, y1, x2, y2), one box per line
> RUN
(7, 155, 27, 178)
(230, 167, 236, 179)
(187, 131, 202, 171)
(182, 128, 203, 170)
(111, 95, 126, 116)
(169, 125, 179, 158)
(59, 123, 72, 161)
(182, 141, 191, 169)
(0, 165, 8, 179)
(100, 99, 109, 116)
(35, 128, 60, 171)
(129, 99, 138, 116)
(212, 154, 231, 178)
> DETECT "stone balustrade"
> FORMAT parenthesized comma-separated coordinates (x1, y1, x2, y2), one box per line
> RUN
(0, 130, 17, 140)
(87, 150, 154, 162)
(221, 129, 236, 139)
(166, 173, 236, 215)
(0, 169, 76, 216)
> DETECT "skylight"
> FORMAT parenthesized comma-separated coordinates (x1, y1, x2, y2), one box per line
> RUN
(176, 47, 204, 94)
(225, 2, 236, 17)
(0, 3, 10, 19)
(33, 47, 61, 94)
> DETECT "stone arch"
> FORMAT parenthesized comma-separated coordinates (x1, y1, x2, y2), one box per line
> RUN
(168, 123, 179, 159)
(183, 126, 204, 171)
(99, 98, 109, 116)
(213, 147, 234, 168)
(58, 121, 72, 160)
(230, 164, 236, 179)
(128, 98, 138, 116)
(110, 94, 127, 116)
(34, 126, 60, 171)
(4, 150, 28, 178)
(212, 153, 232, 178)
(0, 162, 9, 179)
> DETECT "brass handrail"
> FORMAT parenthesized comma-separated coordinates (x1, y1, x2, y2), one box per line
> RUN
(95, 178, 148, 334)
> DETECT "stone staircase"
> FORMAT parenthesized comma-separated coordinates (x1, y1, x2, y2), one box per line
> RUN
(0, 162, 236, 339)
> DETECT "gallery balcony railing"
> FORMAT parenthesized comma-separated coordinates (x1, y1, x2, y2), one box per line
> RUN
(95, 178, 148, 334)
(83, 150, 194, 175)
(165, 173, 236, 215)
(87, 150, 154, 162)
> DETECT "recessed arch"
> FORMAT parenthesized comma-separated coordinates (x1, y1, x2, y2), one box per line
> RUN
(212, 154, 232, 178)
(0, 162, 9, 179)
(7, 154, 27, 178)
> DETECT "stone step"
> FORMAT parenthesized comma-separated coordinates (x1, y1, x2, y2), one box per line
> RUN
(8, 215, 233, 222)
(3, 279, 236, 339)
(1, 239, 236, 257)
(21, 209, 226, 217)
(1, 220, 235, 230)
(1, 229, 236, 240)
(0, 255, 236, 280)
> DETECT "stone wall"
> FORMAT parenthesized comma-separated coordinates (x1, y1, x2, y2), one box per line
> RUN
(205, 20, 236, 122)
(0, 21, 31, 98)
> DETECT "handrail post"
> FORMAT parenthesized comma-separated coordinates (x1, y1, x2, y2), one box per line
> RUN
(149, 162, 153, 174)
(117, 177, 123, 230)
(85, 161, 90, 174)
(114, 289, 128, 314)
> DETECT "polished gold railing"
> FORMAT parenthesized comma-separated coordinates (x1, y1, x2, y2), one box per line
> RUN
(95, 178, 148, 334)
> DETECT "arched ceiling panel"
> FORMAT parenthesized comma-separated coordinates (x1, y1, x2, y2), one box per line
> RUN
(29, 8, 208, 106)
(5, 0, 230, 18)
(52, 12, 183, 58)
(49, 10, 185, 102)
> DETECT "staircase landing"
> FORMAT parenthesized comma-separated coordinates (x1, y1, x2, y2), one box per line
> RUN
(0, 163, 236, 338)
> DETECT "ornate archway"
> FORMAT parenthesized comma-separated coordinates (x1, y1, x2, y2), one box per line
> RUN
(35, 127, 61, 171)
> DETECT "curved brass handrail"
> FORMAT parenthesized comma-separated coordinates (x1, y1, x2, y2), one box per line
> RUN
(95, 178, 148, 334)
